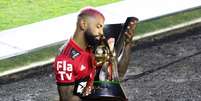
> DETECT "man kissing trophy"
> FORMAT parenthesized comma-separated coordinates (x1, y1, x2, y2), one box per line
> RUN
(82, 17, 138, 101)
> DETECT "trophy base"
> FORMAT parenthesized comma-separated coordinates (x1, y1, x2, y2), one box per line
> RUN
(81, 81, 127, 101)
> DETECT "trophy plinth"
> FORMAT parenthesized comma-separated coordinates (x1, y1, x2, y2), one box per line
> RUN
(82, 81, 127, 101)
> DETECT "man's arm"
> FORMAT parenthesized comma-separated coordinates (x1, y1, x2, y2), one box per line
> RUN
(53, 55, 80, 101)
(117, 18, 138, 79)
(57, 85, 81, 101)
(117, 42, 133, 79)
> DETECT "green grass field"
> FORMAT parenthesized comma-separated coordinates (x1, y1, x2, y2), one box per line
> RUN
(0, 0, 119, 31)
(136, 7, 201, 35)
(0, 45, 61, 72)
(0, 1, 201, 73)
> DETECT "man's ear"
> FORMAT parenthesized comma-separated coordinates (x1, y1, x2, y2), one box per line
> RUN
(79, 19, 88, 31)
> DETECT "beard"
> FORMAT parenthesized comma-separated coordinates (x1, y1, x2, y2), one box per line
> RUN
(84, 29, 100, 50)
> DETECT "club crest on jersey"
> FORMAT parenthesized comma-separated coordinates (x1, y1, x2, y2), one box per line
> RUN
(70, 48, 80, 59)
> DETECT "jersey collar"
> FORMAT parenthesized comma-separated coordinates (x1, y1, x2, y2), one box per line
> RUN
(69, 38, 85, 52)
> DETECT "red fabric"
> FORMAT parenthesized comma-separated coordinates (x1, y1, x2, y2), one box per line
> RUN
(53, 39, 95, 85)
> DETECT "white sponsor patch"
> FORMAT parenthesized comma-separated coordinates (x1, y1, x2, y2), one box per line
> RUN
(77, 81, 87, 94)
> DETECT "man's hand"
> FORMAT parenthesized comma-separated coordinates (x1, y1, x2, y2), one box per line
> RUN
(117, 17, 138, 79)
(124, 17, 138, 44)
(82, 84, 94, 96)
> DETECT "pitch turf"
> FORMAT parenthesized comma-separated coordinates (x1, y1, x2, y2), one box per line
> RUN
(0, 0, 119, 31)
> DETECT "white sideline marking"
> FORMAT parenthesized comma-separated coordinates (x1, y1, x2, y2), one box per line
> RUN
(0, 17, 201, 77)
(133, 18, 201, 40)
(0, 58, 54, 77)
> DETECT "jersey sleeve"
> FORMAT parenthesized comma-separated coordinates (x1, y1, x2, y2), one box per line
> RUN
(53, 54, 75, 85)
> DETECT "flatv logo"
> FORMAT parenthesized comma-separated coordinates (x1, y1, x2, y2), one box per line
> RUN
(56, 60, 73, 80)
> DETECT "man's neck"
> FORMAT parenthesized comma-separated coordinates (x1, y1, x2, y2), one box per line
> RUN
(73, 31, 88, 50)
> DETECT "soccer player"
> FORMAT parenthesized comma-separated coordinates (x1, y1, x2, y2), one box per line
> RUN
(53, 7, 136, 101)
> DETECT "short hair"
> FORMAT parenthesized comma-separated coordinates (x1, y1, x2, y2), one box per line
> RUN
(78, 7, 105, 20)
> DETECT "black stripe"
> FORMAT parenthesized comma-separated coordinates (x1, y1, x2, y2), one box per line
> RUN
(57, 82, 75, 86)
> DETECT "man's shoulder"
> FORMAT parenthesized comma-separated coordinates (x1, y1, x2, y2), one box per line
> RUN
(59, 39, 70, 54)
(58, 48, 81, 61)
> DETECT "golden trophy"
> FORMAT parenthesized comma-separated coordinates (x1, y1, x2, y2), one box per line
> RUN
(82, 17, 138, 101)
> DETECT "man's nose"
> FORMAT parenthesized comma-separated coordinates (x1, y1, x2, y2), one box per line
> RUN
(98, 29, 104, 36)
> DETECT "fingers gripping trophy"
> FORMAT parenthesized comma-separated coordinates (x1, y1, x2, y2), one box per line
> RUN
(81, 17, 138, 101)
